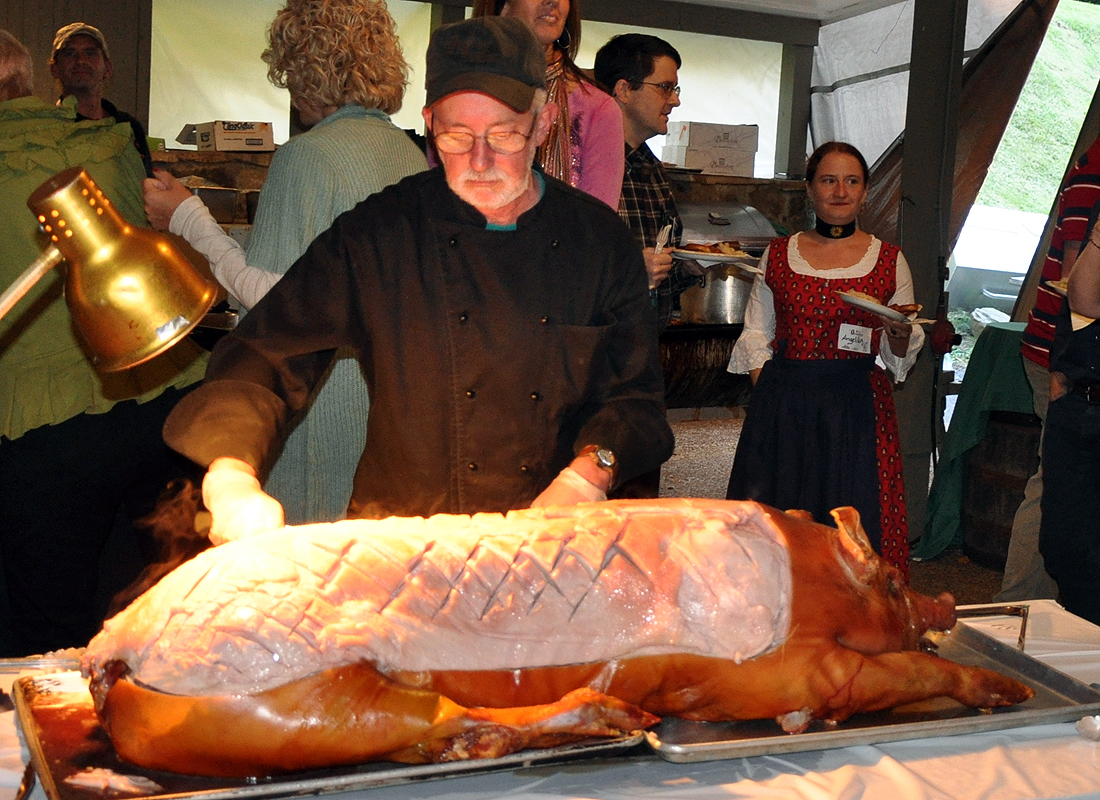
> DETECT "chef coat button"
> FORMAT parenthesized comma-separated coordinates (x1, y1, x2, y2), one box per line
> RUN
(530, 391, 541, 401)
(459, 312, 469, 323)
(466, 389, 476, 398)
(467, 462, 478, 471)
(540, 315, 550, 324)
(449, 237, 458, 247)
(551, 239, 560, 248)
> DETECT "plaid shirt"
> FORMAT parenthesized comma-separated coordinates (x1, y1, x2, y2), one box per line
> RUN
(618, 142, 702, 330)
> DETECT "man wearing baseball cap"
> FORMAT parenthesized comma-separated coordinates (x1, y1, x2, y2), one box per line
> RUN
(163, 16, 672, 543)
(50, 22, 153, 175)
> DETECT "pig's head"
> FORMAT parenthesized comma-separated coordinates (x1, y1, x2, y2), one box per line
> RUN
(777, 506, 956, 655)
(829, 507, 956, 652)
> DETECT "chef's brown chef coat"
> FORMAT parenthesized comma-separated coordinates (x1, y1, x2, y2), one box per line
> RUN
(165, 167, 674, 519)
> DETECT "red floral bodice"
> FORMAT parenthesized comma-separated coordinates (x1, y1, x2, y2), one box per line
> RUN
(765, 235, 900, 360)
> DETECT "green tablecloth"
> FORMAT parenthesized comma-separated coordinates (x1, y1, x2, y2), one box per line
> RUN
(915, 322, 1036, 560)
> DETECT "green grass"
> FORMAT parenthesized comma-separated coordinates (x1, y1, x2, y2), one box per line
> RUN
(975, 0, 1100, 214)
(946, 309, 977, 373)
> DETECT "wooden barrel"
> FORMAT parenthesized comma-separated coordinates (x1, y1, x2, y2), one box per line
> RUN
(961, 410, 1041, 570)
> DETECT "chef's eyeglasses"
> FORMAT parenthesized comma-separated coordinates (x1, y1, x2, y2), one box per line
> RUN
(432, 120, 535, 155)
(641, 82, 681, 97)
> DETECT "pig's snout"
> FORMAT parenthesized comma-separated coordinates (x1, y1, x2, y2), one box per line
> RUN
(912, 590, 957, 633)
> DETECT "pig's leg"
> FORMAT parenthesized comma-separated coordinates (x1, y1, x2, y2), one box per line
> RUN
(809, 648, 1035, 724)
(389, 686, 658, 763)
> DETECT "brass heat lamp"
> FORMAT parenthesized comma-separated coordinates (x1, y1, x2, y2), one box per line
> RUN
(0, 165, 217, 372)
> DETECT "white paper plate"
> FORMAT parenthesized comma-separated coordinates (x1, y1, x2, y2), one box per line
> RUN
(670, 249, 754, 265)
(836, 291, 909, 323)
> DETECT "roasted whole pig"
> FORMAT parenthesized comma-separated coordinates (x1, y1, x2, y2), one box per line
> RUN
(81, 499, 1033, 778)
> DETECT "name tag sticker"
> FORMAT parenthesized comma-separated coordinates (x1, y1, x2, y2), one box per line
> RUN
(838, 323, 872, 354)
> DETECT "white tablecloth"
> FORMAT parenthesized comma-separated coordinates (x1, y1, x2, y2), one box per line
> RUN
(5, 599, 1100, 800)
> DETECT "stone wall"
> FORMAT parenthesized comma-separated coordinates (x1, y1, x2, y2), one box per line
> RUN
(668, 173, 809, 235)
(152, 150, 273, 225)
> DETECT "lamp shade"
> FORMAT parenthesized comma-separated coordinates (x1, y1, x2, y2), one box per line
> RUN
(26, 166, 217, 372)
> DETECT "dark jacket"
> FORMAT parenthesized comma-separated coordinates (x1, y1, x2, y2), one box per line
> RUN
(75, 99, 153, 177)
(165, 167, 674, 518)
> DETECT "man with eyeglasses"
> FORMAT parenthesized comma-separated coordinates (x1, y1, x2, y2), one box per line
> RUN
(163, 16, 673, 543)
(595, 34, 703, 333)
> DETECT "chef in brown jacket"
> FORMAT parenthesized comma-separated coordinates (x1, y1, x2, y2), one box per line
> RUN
(164, 16, 673, 544)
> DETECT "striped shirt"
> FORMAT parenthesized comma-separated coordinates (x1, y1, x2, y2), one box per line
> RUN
(1022, 137, 1100, 368)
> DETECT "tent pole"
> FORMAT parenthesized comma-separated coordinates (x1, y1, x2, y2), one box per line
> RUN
(895, 0, 968, 547)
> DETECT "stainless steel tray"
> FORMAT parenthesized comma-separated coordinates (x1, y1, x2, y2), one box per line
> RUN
(647, 620, 1100, 762)
(14, 671, 645, 800)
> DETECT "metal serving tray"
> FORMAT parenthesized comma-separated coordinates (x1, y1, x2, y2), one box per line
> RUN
(647, 620, 1100, 763)
(13, 671, 644, 800)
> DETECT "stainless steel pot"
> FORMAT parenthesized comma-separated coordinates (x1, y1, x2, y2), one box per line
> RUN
(674, 202, 776, 325)
(679, 264, 755, 324)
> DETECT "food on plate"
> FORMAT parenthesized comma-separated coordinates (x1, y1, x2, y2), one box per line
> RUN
(82, 499, 1034, 778)
(678, 241, 749, 257)
(841, 289, 883, 305)
(889, 302, 923, 316)
(842, 291, 922, 318)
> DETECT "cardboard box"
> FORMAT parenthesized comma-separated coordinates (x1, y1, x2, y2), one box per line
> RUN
(666, 122, 758, 152)
(661, 145, 755, 177)
(176, 121, 275, 152)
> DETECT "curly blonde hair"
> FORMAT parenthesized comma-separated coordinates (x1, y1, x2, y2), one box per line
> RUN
(0, 29, 34, 101)
(263, 0, 408, 116)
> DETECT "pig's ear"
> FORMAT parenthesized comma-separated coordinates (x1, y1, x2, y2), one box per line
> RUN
(829, 506, 877, 585)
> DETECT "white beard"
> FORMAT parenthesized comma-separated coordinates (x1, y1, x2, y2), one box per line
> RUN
(451, 165, 532, 213)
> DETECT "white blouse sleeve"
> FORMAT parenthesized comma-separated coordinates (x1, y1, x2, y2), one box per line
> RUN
(726, 247, 775, 374)
(878, 250, 925, 382)
(169, 195, 280, 310)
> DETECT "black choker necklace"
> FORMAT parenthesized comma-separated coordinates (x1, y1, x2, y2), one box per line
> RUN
(815, 219, 857, 239)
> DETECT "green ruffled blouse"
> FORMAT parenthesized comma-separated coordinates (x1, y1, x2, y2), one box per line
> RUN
(0, 96, 206, 442)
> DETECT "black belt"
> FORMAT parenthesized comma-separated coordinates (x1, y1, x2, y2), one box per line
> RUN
(1071, 381, 1100, 403)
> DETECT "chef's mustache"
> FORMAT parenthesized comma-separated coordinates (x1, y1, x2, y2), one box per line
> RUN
(455, 165, 510, 186)
(454, 167, 530, 210)
(107, 478, 212, 617)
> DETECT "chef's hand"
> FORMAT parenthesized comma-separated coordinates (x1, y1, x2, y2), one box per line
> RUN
(143, 169, 195, 231)
(202, 457, 284, 545)
(530, 466, 607, 507)
(643, 247, 673, 290)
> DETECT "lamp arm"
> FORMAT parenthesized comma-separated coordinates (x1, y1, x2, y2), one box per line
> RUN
(0, 245, 64, 322)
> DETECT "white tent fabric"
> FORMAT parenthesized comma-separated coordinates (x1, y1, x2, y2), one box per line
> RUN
(812, 0, 1022, 167)
(149, 0, 434, 146)
(149, 2, 783, 178)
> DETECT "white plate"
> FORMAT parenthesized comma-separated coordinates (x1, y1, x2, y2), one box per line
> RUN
(836, 291, 909, 323)
(670, 248, 752, 263)
(670, 249, 760, 272)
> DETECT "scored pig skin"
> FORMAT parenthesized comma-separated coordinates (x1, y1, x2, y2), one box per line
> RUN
(81, 500, 1037, 777)
(82, 499, 793, 697)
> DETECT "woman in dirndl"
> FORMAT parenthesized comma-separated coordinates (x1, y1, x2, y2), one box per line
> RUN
(725, 141, 923, 579)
